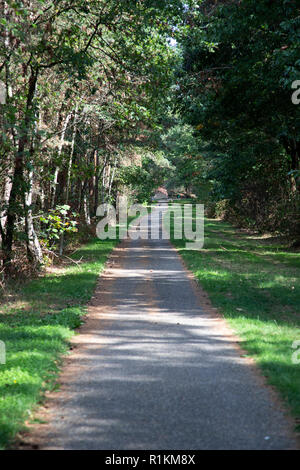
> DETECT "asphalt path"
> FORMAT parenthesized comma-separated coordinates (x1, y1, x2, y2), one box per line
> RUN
(36, 204, 297, 450)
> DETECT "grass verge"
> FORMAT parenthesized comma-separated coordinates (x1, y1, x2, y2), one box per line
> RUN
(169, 204, 300, 431)
(0, 237, 117, 449)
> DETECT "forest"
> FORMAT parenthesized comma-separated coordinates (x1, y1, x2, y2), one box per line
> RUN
(0, 0, 299, 451)
(0, 0, 299, 277)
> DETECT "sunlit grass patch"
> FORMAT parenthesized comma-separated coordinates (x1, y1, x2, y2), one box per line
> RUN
(0, 238, 117, 449)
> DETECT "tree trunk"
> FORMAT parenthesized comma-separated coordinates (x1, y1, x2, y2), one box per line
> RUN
(0, 170, 13, 235)
(0, 3, 14, 248)
(51, 113, 72, 208)
(59, 104, 78, 256)
(24, 110, 43, 265)
(24, 169, 43, 264)
(94, 149, 100, 216)
(108, 156, 117, 198)
(2, 69, 38, 268)
(282, 137, 300, 193)
(83, 181, 91, 226)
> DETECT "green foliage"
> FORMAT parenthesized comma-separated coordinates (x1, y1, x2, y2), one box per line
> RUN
(117, 149, 171, 203)
(39, 205, 78, 246)
(175, 0, 300, 234)
(0, 0, 181, 266)
(161, 121, 208, 195)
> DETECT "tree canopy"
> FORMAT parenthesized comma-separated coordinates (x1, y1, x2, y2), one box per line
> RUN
(174, 0, 300, 231)
(0, 0, 299, 274)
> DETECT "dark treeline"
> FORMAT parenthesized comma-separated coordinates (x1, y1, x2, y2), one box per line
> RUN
(174, 0, 300, 236)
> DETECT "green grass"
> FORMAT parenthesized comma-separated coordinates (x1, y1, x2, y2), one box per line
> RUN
(0, 237, 117, 449)
(169, 206, 300, 431)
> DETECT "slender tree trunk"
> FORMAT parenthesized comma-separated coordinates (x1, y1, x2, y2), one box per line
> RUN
(282, 137, 300, 193)
(291, 140, 300, 193)
(99, 154, 108, 204)
(108, 156, 117, 198)
(83, 181, 91, 226)
(101, 166, 106, 204)
(94, 149, 100, 216)
(106, 164, 111, 196)
(24, 169, 43, 264)
(0, 170, 13, 235)
(51, 113, 71, 208)
(24, 111, 43, 265)
(59, 104, 78, 256)
(2, 69, 38, 268)
(65, 105, 78, 207)
(40, 187, 45, 210)
(0, 3, 14, 245)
